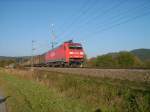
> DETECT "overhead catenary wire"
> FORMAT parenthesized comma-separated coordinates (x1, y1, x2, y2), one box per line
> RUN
(52, 0, 149, 47)
(84, 7, 150, 39)
(56, 0, 92, 39)
(69, 0, 132, 37)
(61, 0, 100, 36)
(103, 11, 150, 32)
(71, 0, 126, 33)
(72, 1, 150, 38)
(95, 4, 150, 31)
(57, 0, 101, 42)
(58, 0, 127, 41)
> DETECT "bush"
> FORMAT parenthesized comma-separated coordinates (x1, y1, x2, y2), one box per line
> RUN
(87, 51, 143, 68)
(144, 60, 150, 68)
(0, 60, 15, 67)
(95, 55, 118, 67)
(117, 52, 142, 68)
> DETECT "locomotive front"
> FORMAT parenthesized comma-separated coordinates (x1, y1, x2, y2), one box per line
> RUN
(65, 41, 85, 67)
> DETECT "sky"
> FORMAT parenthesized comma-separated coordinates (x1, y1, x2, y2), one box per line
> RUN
(0, 0, 150, 57)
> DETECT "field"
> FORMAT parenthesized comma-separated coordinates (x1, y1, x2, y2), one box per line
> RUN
(0, 68, 150, 112)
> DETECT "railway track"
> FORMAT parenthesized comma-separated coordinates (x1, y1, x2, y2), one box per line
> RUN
(33, 67, 150, 82)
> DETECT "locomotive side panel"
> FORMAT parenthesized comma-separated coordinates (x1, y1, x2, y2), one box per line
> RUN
(45, 43, 66, 64)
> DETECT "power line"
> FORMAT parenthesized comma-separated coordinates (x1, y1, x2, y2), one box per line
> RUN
(62, 0, 99, 37)
(56, 0, 92, 38)
(95, 2, 149, 27)
(77, 0, 126, 30)
(85, 8, 150, 38)
(57, 0, 97, 41)
(73, 1, 150, 37)
(54, 0, 149, 45)
(60, 0, 126, 40)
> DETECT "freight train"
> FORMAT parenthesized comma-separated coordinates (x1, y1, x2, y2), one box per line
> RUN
(23, 40, 85, 67)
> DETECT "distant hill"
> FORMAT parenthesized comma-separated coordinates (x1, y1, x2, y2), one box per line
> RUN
(131, 49, 150, 61)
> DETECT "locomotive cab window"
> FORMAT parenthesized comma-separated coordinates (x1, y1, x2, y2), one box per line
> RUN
(69, 46, 82, 49)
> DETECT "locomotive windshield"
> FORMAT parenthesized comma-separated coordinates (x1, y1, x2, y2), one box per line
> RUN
(69, 46, 82, 49)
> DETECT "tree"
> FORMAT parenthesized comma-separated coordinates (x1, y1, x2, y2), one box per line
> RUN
(87, 51, 143, 68)
(117, 52, 142, 68)
(0, 60, 15, 67)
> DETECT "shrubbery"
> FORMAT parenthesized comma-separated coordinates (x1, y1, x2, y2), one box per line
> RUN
(0, 60, 15, 67)
(87, 51, 149, 68)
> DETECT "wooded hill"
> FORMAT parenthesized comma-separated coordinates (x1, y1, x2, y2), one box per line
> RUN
(87, 49, 150, 68)
(131, 48, 150, 61)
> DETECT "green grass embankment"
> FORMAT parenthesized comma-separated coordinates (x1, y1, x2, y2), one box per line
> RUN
(0, 69, 91, 112)
(0, 68, 150, 112)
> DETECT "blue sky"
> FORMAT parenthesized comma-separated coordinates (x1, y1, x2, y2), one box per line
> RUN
(0, 0, 150, 57)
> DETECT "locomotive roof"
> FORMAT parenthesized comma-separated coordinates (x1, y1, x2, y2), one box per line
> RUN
(64, 40, 82, 45)
(46, 41, 82, 53)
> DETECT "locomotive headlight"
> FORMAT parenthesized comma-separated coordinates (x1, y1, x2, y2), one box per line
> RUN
(80, 52, 84, 55)
(69, 52, 74, 54)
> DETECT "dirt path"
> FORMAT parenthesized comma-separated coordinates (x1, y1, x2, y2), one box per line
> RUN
(0, 89, 6, 112)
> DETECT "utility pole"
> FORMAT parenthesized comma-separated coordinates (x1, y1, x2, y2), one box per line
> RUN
(31, 40, 36, 69)
(50, 24, 57, 49)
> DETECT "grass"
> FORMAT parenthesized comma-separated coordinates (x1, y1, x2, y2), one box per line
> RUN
(33, 70, 150, 112)
(0, 68, 150, 112)
(0, 69, 92, 112)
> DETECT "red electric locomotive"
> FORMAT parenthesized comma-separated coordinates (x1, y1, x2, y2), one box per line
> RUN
(45, 40, 85, 67)
(23, 40, 85, 67)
